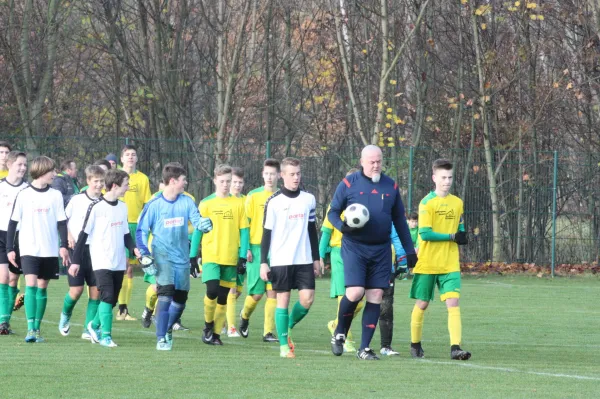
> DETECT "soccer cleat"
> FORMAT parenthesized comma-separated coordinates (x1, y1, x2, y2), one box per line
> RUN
(239, 311, 249, 338)
(202, 322, 214, 344)
(99, 336, 118, 348)
(87, 321, 100, 344)
(173, 321, 189, 331)
(81, 332, 91, 340)
(221, 326, 227, 335)
(287, 333, 295, 353)
(228, 326, 241, 338)
(357, 348, 380, 360)
(34, 330, 45, 343)
(156, 338, 172, 351)
(343, 340, 357, 353)
(262, 332, 278, 342)
(280, 346, 296, 358)
(327, 320, 336, 336)
(410, 342, 425, 358)
(166, 330, 173, 344)
(210, 336, 224, 346)
(141, 307, 153, 329)
(451, 347, 471, 361)
(123, 313, 137, 321)
(13, 293, 24, 311)
(25, 330, 36, 343)
(380, 346, 400, 356)
(331, 333, 345, 356)
(0, 322, 10, 335)
(115, 309, 126, 321)
(59, 312, 71, 336)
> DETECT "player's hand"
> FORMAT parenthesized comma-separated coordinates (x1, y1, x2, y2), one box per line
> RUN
(319, 258, 325, 274)
(7, 251, 17, 268)
(454, 231, 468, 245)
(393, 262, 407, 279)
(199, 217, 213, 233)
(237, 258, 247, 275)
(68, 232, 75, 249)
(313, 260, 322, 277)
(260, 263, 270, 281)
(246, 249, 253, 263)
(190, 257, 199, 278)
(68, 264, 80, 277)
(340, 222, 359, 234)
(406, 253, 418, 269)
(60, 247, 70, 267)
(133, 248, 142, 258)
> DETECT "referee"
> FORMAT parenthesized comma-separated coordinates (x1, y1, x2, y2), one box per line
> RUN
(328, 145, 417, 360)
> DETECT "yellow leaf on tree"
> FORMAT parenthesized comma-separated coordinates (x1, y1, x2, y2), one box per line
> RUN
(377, 103, 383, 110)
(553, 82, 559, 88)
(387, 137, 393, 141)
(389, 80, 397, 85)
(386, 107, 393, 113)
(526, 2, 536, 9)
(387, 143, 395, 147)
(481, 23, 487, 30)
(461, 0, 467, 3)
(514, 1, 520, 6)
(475, 5, 491, 16)
(395, 118, 405, 125)
(449, 103, 458, 109)
(537, 15, 544, 20)
(529, 14, 537, 20)
(426, 116, 433, 122)
(386, 114, 393, 120)
(474, 113, 481, 120)
(385, 123, 391, 128)
(566, 82, 573, 89)
(362, 49, 367, 54)
(320, 146, 328, 150)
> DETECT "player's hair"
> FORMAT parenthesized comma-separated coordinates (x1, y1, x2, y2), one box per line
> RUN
(162, 162, 187, 184)
(85, 165, 106, 180)
(60, 159, 75, 171)
(346, 167, 359, 176)
(263, 158, 281, 172)
(121, 144, 137, 156)
(214, 164, 232, 177)
(94, 159, 112, 169)
(105, 169, 129, 191)
(0, 141, 11, 151)
(281, 157, 300, 171)
(30, 156, 56, 180)
(408, 211, 419, 221)
(432, 158, 453, 172)
(232, 167, 244, 179)
(7, 151, 27, 165)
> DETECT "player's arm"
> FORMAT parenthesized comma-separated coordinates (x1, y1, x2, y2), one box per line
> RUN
(238, 203, 250, 259)
(136, 203, 154, 256)
(5, 191, 22, 255)
(259, 198, 275, 280)
(319, 227, 332, 259)
(54, 193, 70, 264)
(308, 197, 321, 276)
(327, 180, 348, 231)
(390, 188, 415, 255)
(417, 200, 453, 241)
(390, 226, 407, 265)
(454, 203, 468, 245)
(189, 201, 212, 257)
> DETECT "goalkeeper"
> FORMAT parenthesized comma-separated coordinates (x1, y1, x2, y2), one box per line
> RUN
(136, 163, 213, 351)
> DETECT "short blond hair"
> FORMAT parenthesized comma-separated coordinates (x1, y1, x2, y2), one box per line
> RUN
(214, 164, 232, 178)
(85, 165, 106, 181)
(281, 157, 300, 171)
(30, 156, 56, 180)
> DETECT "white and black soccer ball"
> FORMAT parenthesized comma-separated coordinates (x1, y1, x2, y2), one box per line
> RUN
(345, 203, 370, 228)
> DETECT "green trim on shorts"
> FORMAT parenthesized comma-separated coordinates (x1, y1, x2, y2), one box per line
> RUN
(329, 246, 345, 298)
(409, 271, 461, 302)
(126, 223, 138, 260)
(202, 262, 237, 288)
(246, 244, 270, 295)
(144, 273, 156, 285)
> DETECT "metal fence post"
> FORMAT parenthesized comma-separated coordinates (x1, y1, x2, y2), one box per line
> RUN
(551, 150, 558, 277)
(266, 140, 271, 159)
(125, 137, 130, 145)
(408, 146, 414, 213)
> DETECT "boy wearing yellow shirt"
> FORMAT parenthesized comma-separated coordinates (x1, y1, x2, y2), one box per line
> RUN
(409, 158, 470, 360)
(0, 141, 11, 180)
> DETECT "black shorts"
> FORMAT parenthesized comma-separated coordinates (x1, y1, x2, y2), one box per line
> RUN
(0, 230, 23, 275)
(270, 264, 315, 292)
(94, 269, 125, 306)
(67, 246, 96, 287)
(21, 256, 60, 280)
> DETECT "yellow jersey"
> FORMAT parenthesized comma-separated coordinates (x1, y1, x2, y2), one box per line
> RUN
(120, 169, 151, 223)
(322, 205, 343, 248)
(245, 186, 275, 245)
(199, 193, 249, 266)
(414, 192, 464, 274)
(0, 170, 7, 180)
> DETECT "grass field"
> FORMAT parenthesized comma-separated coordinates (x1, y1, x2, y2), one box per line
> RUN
(1, 275, 599, 399)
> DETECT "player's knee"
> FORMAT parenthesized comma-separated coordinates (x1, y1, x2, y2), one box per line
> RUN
(69, 286, 84, 299)
(416, 299, 429, 310)
(345, 286, 365, 302)
(157, 284, 175, 297)
(217, 285, 229, 305)
(173, 289, 188, 305)
(205, 280, 220, 300)
(251, 294, 263, 302)
(299, 294, 314, 309)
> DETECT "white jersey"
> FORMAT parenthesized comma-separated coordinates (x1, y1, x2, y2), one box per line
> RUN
(66, 192, 100, 245)
(82, 198, 129, 271)
(0, 179, 28, 231)
(10, 185, 66, 257)
(263, 190, 316, 267)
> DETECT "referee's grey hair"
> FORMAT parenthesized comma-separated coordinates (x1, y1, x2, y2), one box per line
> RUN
(361, 145, 382, 158)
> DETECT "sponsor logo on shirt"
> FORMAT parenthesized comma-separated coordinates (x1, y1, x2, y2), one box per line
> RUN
(213, 208, 234, 220)
(111, 221, 124, 227)
(33, 207, 50, 213)
(288, 213, 305, 220)
(164, 217, 184, 228)
(128, 183, 138, 193)
(435, 209, 456, 220)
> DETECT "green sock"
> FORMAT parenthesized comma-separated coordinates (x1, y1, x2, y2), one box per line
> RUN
(92, 305, 101, 329)
(288, 301, 310, 330)
(0, 283, 9, 323)
(62, 293, 78, 316)
(34, 288, 48, 330)
(85, 299, 101, 327)
(8, 286, 18, 320)
(99, 301, 113, 338)
(25, 286, 38, 331)
(275, 307, 289, 347)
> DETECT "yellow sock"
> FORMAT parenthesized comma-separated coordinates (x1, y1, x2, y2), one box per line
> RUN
(226, 293, 237, 329)
(118, 279, 129, 306)
(125, 276, 134, 305)
(241, 296, 258, 320)
(448, 306, 462, 346)
(263, 298, 277, 336)
(329, 296, 342, 332)
(354, 298, 365, 317)
(214, 304, 227, 334)
(411, 305, 425, 343)
(145, 286, 157, 310)
(204, 296, 217, 323)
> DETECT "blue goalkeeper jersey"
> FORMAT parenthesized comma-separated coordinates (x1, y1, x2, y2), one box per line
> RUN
(137, 192, 202, 267)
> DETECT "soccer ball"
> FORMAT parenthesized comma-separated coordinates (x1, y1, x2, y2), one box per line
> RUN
(345, 203, 370, 228)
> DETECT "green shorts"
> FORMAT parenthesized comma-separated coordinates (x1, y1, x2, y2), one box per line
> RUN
(144, 273, 156, 285)
(409, 272, 461, 302)
(246, 244, 272, 295)
(236, 272, 245, 293)
(329, 247, 345, 298)
(202, 262, 237, 288)
(125, 223, 138, 260)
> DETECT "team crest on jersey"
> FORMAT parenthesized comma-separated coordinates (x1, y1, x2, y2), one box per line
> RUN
(128, 183, 138, 193)
(164, 217, 184, 228)
(436, 209, 456, 220)
(213, 208, 234, 220)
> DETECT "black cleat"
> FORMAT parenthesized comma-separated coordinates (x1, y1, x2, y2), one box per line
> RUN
(239, 311, 249, 338)
(202, 322, 214, 344)
(0, 322, 10, 335)
(331, 334, 345, 356)
(262, 332, 278, 343)
(411, 342, 425, 358)
(141, 307, 153, 329)
(210, 335, 224, 346)
(356, 348, 380, 360)
(451, 346, 471, 360)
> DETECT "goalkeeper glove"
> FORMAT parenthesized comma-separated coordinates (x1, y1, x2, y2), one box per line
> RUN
(406, 253, 418, 269)
(199, 217, 213, 233)
(454, 231, 468, 245)
(340, 222, 359, 234)
(237, 258, 247, 275)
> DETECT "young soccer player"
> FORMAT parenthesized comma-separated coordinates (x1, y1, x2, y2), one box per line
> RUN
(259, 158, 321, 358)
(58, 165, 106, 339)
(0, 141, 11, 180)
(0, 151, 28, 335)
(410, 158, 470, 360)
(407, 212, 420, 253)
(191, 165, 249, 346)
(238, 159, 280, 343)
(6, 156, 70, 343)
(70, 169, 139, 348)
(137, 163, 213, 350)
(117, 144, 151, 320)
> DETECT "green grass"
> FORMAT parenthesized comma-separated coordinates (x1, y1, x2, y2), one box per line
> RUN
(1, 275, 599, 399)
